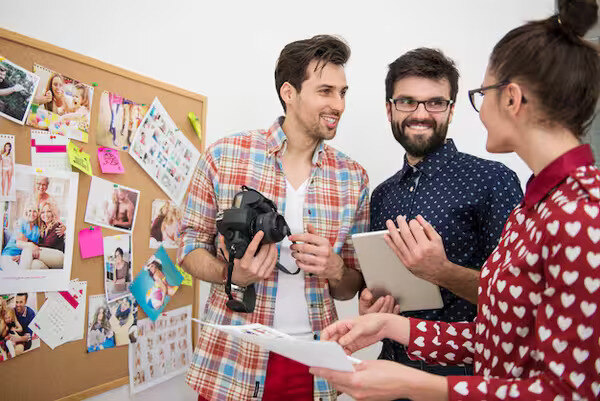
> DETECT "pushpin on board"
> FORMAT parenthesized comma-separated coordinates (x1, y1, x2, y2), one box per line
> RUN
(188, 112, 202, 141)
(92, 82, 98, 87)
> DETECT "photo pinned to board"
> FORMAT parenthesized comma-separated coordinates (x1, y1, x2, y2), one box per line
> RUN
(0, 134, 15, 201)
(149, 200, 183, 249)
(130, 246, 183, 321)
(0, 166, 79, 294)
(86, 294, 138, 353)
(0, 292, 40, 363)
(129, 305, 192, 394)
(104, 234, 133, 303)
(0, 57, 40, 125)
(129, 98, 200, 205)
(84, 176, 140, 234)
(26, 64, 93, 142)
(96, 91, 149, 150)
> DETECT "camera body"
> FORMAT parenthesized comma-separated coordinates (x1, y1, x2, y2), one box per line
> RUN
(216, 186, 290, 259)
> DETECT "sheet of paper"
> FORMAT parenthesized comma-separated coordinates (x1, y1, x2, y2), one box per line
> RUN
(44, 280, 87, 343)
(0, 134, 16, 201)
(78, 226, 103, 259)
(30, 130, 71, 172)
(98, 147, 125, 174)
(192, 319, 358, 372)
(68, 141, 93, 175)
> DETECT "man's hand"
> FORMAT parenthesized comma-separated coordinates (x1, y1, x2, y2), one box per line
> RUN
(384, 215, 450, 286)
(219, 231, 278, 287)
(359, 288, 401, 315)
(289, 224, 343, 281)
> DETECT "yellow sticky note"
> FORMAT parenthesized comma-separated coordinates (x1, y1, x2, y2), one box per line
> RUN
(68, 142, 93, 176)
(176, 264, 193, 287)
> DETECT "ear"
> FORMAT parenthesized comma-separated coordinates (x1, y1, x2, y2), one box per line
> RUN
(504, 83, 525, 116)
(386, 102, 393, 122)
(280, 82, 296, 110)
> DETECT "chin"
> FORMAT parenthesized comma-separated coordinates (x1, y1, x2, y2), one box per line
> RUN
(485, 139, 513, 154)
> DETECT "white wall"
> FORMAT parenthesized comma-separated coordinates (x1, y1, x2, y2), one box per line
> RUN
(2, 1, 554, 399)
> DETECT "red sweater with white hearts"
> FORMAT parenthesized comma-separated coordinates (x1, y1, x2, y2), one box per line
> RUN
(407, 145, 600, 401)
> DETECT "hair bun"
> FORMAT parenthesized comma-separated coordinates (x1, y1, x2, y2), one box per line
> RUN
(558, 0, 598, 37)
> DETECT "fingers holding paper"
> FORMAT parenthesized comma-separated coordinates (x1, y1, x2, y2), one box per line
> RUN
(321, 313, 393, 355)
(384, 215, 450, 285)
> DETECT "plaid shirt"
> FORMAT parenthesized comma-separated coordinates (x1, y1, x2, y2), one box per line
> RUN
(178, 118, 370, 401)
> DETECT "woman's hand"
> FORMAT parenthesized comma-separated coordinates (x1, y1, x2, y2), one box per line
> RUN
(321, 313, 392, 355)
(55, 222, 66, 237)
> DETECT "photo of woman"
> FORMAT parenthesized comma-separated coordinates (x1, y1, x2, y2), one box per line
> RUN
(149, 200, 182, 249)
(103, 234, 133, 302)
(87, 298, 115, 353)
(96, 90, 149, 150)
(0, 135, 15, 201)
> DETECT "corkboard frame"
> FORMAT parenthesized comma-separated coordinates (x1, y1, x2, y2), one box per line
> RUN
(0, 27, 206, 400)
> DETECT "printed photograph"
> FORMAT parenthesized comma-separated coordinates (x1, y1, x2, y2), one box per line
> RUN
(84, 176, 140, 234)
(149, 200, 182, 249)
(96, 91, 148, 150)
(104, 235, 133, 302)
(0, 292, 40, 362)
(0, 58, 40, 125)
(128, 98, 200, 205)
(128, 305, 192, 394)
(26, 64, 93, 138)
(0, 135, 15, 201)
(130, 246, 183, 321)
(87, 295, 137, 353)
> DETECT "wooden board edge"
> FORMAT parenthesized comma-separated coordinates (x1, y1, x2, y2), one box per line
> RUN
(55, 376, 129, 401)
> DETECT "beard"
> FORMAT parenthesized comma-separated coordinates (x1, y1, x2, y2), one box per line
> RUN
(391, 116, 449, 158)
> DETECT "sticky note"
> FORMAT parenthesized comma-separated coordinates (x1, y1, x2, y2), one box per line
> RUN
(68, 142, 93, 175)
(98, 147, 125, 174)
(188, 112, 202, 140)
(176, 264, 193, 286)
(78, 226, 103, 259)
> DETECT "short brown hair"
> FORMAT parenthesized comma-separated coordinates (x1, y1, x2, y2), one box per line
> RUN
(489, 0, 599, 138)
(275, 35, 350, 112)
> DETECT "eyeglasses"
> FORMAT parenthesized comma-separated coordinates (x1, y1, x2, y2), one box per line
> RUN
(389, 97, 454, 113)
(468, 81, 527, 113)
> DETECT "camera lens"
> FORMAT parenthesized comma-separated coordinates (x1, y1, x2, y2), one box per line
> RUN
(254, 212, 291, 243)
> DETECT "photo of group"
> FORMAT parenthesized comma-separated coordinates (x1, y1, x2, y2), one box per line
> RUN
(128, 305, 192, 394)
(0, 292, 40, 362)
(86, 295, 138, 353)
(96, 91, 148, 150)
(104, 234, 133, 302)
(149, 200, 182, 249)
(0, 166, 78, 294)
(129, 98, 200, 205)
(0, 58, 40, 125)
(26, 64, 93, 139)
(0, 135, 15, 201)
(84, 176, 140, 234)
(130, 246, 183, 321)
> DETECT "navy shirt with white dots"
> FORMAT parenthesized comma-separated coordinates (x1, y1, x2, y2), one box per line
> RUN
(371, 139, 523, 361)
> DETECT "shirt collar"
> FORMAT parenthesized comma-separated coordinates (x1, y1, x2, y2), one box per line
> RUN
(394, 138, 458, 182)
(266, 117, 326, 166)
(523, 144, 595, 208)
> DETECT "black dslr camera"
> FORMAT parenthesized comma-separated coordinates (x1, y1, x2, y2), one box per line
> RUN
(216, 186, 291, 313)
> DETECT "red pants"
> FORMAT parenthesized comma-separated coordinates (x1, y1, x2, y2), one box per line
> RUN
(198, 352, 313, 400)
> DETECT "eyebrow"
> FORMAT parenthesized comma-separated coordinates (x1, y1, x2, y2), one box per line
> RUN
(317, 84, 349, 91)
(394, 95, 448, 101)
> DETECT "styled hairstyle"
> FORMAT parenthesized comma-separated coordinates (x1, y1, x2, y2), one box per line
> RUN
(38, 200, 59, 233)
(45, 73, 63, 100)
(74, 83, 90, 108)
(489, 0, 599, 138)
(274, 35, 350, 111)
(385, 48, 460, 102)
(3, 142, 11, 155)
(16, 293, 28, 301)
(115, 247, 124, 257)
(92, 306, 111, 331)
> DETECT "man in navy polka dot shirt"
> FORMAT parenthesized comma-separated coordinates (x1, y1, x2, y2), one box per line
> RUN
(360, 48, 523, 387)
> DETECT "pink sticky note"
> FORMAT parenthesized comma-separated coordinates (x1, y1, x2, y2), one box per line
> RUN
(98, 147, 125, 174)
(78, 226, 104, 259)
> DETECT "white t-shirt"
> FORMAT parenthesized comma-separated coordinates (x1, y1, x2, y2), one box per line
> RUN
(272, 179, 312, 339)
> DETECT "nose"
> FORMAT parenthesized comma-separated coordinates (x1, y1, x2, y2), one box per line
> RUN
(412, 102, 429, 119)
(330, 93, 345, 115)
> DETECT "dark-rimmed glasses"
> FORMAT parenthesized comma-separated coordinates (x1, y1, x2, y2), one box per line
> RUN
(389, 97, 454, 113)
(468, 81, 527, 113)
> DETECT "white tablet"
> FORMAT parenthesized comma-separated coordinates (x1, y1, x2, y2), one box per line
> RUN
(352, 229, 444, 312)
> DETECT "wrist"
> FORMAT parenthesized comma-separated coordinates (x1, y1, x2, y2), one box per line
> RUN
(406, 370, 448, 401)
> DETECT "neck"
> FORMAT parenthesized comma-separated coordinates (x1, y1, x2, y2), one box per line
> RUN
(406, 153, 423, 166)
(515, 125, 581, 175)
(281, 115, 321, 163)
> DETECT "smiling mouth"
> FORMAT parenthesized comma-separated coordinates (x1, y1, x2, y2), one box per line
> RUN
(321, 115, 339, 129)
(404, 119, 435, 132)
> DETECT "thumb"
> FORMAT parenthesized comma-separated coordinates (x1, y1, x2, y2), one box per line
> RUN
(360, 288, 373, 303)
(306, 224, 317, 234)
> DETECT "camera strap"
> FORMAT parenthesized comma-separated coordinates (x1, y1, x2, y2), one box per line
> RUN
(221, 245, 256, 313)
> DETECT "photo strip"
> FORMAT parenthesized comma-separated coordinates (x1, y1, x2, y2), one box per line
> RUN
(129, 98, 200, 205)
(96, 91, 148, 150)
(0, 292, 40, 363)
(0, 165, 79, 294)
(84, 176, 140, 234)
(0, 57, 40, 125)
(0, 134, 15, 201)
(149, 200, 182, 249)
(104, 234, 133, 302)
(86, 294, 137, 353)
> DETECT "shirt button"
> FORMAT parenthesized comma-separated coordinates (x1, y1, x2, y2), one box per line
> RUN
(410, 187, 414, 192)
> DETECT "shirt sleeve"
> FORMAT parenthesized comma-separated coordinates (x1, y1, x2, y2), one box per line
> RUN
(476, 167, 523, 262)
(177, 148, 220, 265)
(340, 168, 369, 272)
(446, 200, 600, 401)
(406, 318, 475, 366)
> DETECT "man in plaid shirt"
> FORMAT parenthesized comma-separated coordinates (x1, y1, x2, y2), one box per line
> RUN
(178, 35, 370, 401)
